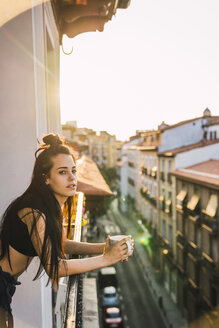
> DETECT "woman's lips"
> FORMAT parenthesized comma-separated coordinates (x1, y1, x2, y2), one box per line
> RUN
(67, 184, 76, 189)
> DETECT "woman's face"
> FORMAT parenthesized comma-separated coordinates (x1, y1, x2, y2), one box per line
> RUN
(45, 153, 77, 206)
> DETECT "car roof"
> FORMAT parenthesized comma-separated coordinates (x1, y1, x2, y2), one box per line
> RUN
(106, 307, 120, 314)
(100, 267, 116, 275)
(103, 286, 116, 293)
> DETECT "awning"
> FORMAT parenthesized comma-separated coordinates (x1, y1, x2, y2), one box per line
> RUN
(202, 194, 218, 217)
(187, 195, 200, 211)
(176, 190, 187, 202)
(76, 155, 112, 196)
(159, 195, 164, 201)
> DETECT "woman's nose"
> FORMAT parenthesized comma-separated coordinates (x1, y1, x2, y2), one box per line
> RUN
(69, 172, 76, 180)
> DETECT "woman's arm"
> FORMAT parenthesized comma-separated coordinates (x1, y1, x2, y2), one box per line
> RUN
(64, 239, 105, 255)
(25, 212, 131, 278)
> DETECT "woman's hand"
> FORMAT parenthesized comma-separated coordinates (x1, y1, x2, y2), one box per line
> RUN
(103, 235, 134, 265)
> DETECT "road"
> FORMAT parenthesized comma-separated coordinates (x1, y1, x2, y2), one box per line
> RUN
(95, 209, 166, 328)
(115, 250, 165, 328)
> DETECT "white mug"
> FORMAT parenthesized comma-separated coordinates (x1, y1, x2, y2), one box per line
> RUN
(109, 235, 132, 255)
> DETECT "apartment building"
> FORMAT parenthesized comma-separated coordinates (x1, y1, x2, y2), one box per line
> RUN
(159, 108, 216, 153)
(172, 160, 219, 327)
(62, 123, 122, 168)
(138, 130, 161, 232)
(119, 135, 144, 212)
(118, 111, 219, 305)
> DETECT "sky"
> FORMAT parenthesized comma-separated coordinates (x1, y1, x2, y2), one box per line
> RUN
(60, 0, 219, 141)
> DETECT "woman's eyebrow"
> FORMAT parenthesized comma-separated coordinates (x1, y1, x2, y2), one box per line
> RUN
(56, 166, 76, 170)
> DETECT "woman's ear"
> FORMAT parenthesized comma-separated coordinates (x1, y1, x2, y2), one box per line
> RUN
(42, 173, 49, 185)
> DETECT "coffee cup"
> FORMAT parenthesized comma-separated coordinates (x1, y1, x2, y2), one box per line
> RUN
(109, 235, 132, 255)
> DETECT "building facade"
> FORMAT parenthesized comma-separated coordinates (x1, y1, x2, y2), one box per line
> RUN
(172, 160, 219, 327)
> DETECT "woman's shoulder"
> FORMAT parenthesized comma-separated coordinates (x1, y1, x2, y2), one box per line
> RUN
(18, 192, 46, 213)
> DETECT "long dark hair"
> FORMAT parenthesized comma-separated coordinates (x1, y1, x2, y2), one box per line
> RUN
(0, 134, 76, 284)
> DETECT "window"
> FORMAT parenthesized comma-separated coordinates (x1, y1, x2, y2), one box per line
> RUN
(161, 159, 165, 172)
(128, 177, 135, 187)
(168, 160, 172, 172)
(153, 183, 157, 198)
(162, 219, 166, 238)
(187, 254, 197, 286)
(177, 212, 184, 234)
(187, 219, 195, 243)
(177, 243, 184, 271)
(168, 224, 173, 247)
(202, 225, 211, 257)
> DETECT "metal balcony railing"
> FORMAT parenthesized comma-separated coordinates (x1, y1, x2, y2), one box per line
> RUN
(54, 192, 84, 328)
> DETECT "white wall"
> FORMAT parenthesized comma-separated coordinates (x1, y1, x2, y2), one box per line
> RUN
(159, 118, 209, 152)
(175, 142, 219, 168)
(206, 124, 219, 140)
(120, 139, 142, 212)
(127, 149, 140, 204)
(0, 2, 60, 327)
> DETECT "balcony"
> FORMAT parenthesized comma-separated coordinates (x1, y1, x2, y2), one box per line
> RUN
(201, 252, 215, 270)
(160, 171, 165, 181)
(187, 241, 199, 258)
(176, 231, 186, 246)
(201, 212, 218, 233)
(55, 192, 99, 328)
(128, 161, 135, 168)
(141, 166, 148, 176)
(167, 172, 172, 184)
(159, 195, 165, 211)
(165, 200, 172, 215)
(140, 188, 157, 206)
(186, 252, 200, 291)
(151, 166, 157, 180)
(128, 177, 135, 187)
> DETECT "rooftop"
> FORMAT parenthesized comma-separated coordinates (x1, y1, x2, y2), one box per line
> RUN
(160, 114, 219, 132)
(158, 139, 219, 156)
(204, 117, 219, 127)
(172, 159, 219, 188)
(76, 155, 112, 195)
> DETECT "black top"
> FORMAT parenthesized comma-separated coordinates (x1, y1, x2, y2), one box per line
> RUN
(8, 193, 46, 257)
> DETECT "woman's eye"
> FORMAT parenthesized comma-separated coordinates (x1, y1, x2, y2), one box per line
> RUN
(59, 171, 66, 175)
(72, 170, 77, 174)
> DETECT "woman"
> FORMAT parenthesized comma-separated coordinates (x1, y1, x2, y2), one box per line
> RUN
(0, 133, 133, 327)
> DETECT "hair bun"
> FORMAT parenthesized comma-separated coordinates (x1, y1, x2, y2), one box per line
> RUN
(42, 134, 63, 147)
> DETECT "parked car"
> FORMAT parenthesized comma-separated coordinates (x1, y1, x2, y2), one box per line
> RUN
(98, 266, 117, 289)
(103, 307, 123, 328)
(101, 286, 120, 308)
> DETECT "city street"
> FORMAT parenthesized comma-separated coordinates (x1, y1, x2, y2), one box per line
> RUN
(94, 206, 166, 328)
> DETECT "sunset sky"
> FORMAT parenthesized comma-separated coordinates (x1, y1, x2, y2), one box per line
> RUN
(60, 0, 219, 141)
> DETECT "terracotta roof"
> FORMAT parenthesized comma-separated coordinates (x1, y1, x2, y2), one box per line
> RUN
(172, 159, 219, 188)
(187, 159, 219, 175)
(161, 116, 219, 131)
(158, 139, 219, 156)
(204, 117, 219, 127)
(76, 155, 112, 196)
